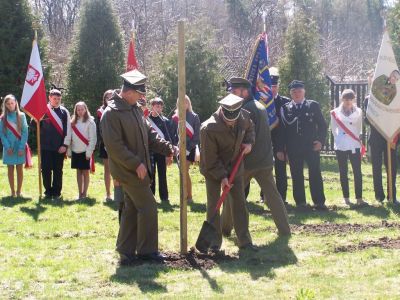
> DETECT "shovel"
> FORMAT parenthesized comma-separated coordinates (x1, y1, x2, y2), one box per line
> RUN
(195, 149, 245, 253)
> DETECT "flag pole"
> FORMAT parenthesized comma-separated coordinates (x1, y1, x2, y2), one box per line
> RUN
(178, 20, 188, 254)
(387, 141, 393, 201)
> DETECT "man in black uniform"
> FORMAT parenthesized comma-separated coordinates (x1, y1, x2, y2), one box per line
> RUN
(280, 80, 327, 209)
(148, 97, 173, 202)
(270, 67, 291, 204)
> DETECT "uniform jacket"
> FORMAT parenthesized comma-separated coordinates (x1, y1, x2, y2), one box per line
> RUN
(330, 104, 362, 153)
(100, 92, 173, 186)
(242, 99, 274, 170)
(67, 117, 97, 157)
(271, 94, 290, 152)
(200, 108, 255, 181)
(280, 99, 327, 154)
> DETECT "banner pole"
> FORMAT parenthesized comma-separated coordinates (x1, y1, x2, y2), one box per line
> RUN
(178, 20, 188, 254)
(387, 141, 393, 201)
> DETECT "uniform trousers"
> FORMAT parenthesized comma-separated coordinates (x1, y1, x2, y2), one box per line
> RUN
(222, 167, 291, 235)
(116, 179, 158, 255)
(41, 150, 65, 197)
(206, 176, 252, 249)
(274, 151, 288, 201)
(287, 150, 325, 205)
(150, 153, 169, 201)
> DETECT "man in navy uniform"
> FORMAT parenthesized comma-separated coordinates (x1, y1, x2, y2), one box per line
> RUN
(280, 80, 327, 209)
(270, 67, 291, 204)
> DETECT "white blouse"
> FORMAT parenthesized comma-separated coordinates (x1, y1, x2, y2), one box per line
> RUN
(330, 105, 363, 153)
(68, 117, 97, 157)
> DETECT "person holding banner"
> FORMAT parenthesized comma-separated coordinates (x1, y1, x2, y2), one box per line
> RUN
(148, 97, 173, 202)
(0, 94, 30, 197)
(32, 89, 71, 199)
(330, 89, 367, 206)
(171, 95, 200, 204)
(68, 101, 97, 199)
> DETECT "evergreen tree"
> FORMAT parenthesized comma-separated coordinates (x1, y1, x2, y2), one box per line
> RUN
(388, 1, 400, 65)
(0, 0, 48, 99)
(278, 11, 328, 111)
(153, 34, 224, 122)
(66, 0, 124, 113)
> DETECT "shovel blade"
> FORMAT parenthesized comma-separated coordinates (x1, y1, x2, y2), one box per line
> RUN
(195, 220, 218, 254)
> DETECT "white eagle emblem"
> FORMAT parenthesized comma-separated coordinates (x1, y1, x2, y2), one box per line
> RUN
(25, 64, 40, 86)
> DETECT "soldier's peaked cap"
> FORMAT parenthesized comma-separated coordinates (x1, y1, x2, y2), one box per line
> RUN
(121, 69, 147, 94)
(228, 77, 252, 88)
(288, 80, 305, 90)
(219, 93, 243, 121)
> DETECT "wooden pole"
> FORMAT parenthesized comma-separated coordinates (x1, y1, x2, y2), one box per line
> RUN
(178, 20, 188, 254)
(387, 141, 393, 201)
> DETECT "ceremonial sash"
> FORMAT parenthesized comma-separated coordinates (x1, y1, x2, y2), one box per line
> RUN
(46, 103, 64, 137)
(71, 124, 95, 173)
(172, 115, 194, 139)
(3, 117, 32, 168)
(147, 117, 165, 139)
(331, 111, 366, 157)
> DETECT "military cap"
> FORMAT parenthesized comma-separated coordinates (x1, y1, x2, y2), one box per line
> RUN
(150, 97, 164, 105)
(121, 69, 147, 94)
(49, 89, 62, 96)
(269, 67, 279, 86)
(288, 80, 305, 90)
(219, 93, 243, 121)
(229, 77, 252, 89)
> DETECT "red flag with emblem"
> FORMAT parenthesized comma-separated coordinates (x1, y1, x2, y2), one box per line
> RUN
(126, 37, 139, 71)
(21, 39, 47, 121)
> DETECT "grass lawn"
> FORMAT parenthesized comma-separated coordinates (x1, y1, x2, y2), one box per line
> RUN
(0, 156, 399, 299)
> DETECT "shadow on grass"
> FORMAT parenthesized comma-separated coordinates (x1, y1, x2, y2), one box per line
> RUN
(351, 204, 391, 218)
(39, 196, 96, 207)
(219, 235, 297, 280)
(0, 195, 32, 207)
(247, 201, 265, 215)
(103, 200, 118, 211)
(20, 202, 47, 221)
(188, 202, 207, 213)
(110, 264, 167, 293)
(157, 201, 179, 212)
(284, 205, 349, 224)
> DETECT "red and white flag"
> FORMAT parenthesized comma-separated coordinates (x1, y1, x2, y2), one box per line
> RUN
(21, 39, 47, 121)
(126, 38, 139, 71)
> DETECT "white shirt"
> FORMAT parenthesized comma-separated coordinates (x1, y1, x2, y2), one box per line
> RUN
(68, 117, 97, 157)
(330, 104, 362, 153)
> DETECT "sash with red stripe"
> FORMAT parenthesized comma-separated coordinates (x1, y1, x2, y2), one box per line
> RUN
(46, 103, 64, 136)
(71, 124, 95, 173)
(172, 114, 194, 139)
(3, 117, 32, 168)
(331, 111, 366, 157)
(97, 107, 104, 119)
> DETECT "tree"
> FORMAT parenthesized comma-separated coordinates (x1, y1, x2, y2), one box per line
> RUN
(278, 11, 328, 111)
(0, 0, 49, 99)
(387, 0, 400, 64)
(153, 31, 224, 122)
(66, 0, 124, 113)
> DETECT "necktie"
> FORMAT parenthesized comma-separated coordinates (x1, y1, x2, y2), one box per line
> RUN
(296, 103, 302, 110)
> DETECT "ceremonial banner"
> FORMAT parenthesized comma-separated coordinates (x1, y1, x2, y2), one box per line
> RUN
(367, 31, 400, 142)
(126, 37, 139, 71)
(21, 39, 47, 121)
(245, 32, 278, 129)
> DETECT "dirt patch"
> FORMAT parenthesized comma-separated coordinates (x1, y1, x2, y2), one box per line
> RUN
(288, 220, 400, 236)
(123, 248, 238, 270)
(334, 236, 400, 252)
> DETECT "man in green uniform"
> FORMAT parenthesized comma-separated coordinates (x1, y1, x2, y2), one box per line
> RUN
(371, 70, 400, 105)
(221, 77, 291, 236)
(101, 69, 176, 265)
(200, 94, 256, 251)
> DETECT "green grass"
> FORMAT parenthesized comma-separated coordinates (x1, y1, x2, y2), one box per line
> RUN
(0, 156, 399, 299)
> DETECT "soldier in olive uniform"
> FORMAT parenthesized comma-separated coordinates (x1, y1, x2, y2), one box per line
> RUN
(280, 80, 328, 209)
(221, 77, 291, 236)
(101, 70, 176, 265)
(200, 94, 256, 251)
(371, 70, 400, 105)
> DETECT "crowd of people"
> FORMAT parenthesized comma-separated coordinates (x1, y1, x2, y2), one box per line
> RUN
(0, 67, 398, 264)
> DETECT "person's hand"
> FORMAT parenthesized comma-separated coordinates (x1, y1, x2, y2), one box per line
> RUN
(166, 155, 173, 166)
(86, 156, 91, 161)
(17, 150, 24, 157)
(58, 146, 67, 154)
(221, 178, 232, 191)
(241, 143, 252, 155)
(276, 151, 285, 161)
(313, 141, 322, 151)
(7, 148, 13, 155)
(136, 163, 147, 180)
(172, 145, 179, 156)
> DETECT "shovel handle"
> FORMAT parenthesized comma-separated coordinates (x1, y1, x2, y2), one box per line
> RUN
(214, 149, 245, 213)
